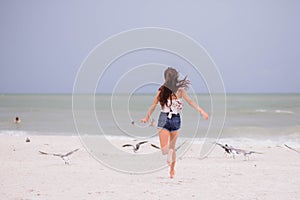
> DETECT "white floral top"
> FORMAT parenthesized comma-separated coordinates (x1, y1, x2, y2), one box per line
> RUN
(161, 98, 183, 118)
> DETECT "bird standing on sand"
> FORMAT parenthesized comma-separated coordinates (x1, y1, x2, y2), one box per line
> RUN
(216, 142, 233, 157)
(230, 147, 263, 160)
(216, 142, 262, 160)
(39, 148, 80, 164)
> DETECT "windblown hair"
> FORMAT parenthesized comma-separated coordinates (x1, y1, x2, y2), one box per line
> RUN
(158, 67, 190, 107)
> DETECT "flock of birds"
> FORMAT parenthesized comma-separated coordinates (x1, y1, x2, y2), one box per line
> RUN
(37, 142, 300, 165)
(36, 120, 299, 164)
(37, 140, 188, 164)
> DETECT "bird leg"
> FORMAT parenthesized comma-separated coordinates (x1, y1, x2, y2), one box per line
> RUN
(62, 157, 70, 165)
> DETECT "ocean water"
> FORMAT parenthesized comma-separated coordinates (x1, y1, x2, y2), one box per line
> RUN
(0, 94, 299, 145)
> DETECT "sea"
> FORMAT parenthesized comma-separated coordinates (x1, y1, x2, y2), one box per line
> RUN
(1, 94, 300, 147)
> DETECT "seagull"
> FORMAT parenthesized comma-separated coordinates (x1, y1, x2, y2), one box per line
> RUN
(122, 141, 162, 153)
(216, 143, 232, 154)
(122, 141, 149, 152)
(229, 147, 263, 160)
(215, 142, 262, 159)
(284, 144, 300, 154)
(39, 148, 80, 165)
(215, 142, 234, 158)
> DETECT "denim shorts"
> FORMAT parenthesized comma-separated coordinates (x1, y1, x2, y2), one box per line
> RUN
(157, 112, 181, 132)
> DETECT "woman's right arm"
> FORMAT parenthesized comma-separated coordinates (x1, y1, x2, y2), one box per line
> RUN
(141, 91, 160, 123)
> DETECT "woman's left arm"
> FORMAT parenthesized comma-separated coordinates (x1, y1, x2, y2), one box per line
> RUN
(141, 91, 160, 123)
(181, 89, 209, 120)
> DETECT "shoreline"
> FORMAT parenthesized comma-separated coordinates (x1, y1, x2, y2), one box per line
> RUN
(1, 135, 300, 199)
(1, 132, 299, 147)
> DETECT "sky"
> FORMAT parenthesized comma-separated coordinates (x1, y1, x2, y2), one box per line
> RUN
(0, 0, 299, 94)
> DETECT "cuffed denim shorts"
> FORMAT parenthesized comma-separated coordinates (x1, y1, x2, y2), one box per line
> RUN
(157, 112, 181, 132)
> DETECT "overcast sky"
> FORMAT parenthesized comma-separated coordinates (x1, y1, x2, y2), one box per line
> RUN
(0, 0, 299, 94)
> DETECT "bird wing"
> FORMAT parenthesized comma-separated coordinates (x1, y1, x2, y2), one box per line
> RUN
(215, 142, 224, 148)
(232, 148, 262, 155)
(122, 144, 134, 148)
(136, 141, 148, 149)
(215, 142, 232, 152)
(215, 142, 228, 149)
(150, 143, 160, 149)
(39, 151, 50, 155)
(39, 151, 62, 157)
(284, 144, 300, 154)
(248, 151, 263, 155)
(52, 153, 64, 157)
(230, 148, 245, 154)
(137, 141, 148, 145)
(64, 148, 80, 157)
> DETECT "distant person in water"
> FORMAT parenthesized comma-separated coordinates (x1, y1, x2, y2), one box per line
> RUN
(141, 67, 209, 178)
(14, 117, 21, 124)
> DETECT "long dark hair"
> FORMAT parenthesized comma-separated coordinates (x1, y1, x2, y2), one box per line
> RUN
(158, 67, 190, 107)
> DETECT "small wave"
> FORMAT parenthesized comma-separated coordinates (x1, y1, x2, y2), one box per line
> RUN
(275, 110, 294, 114)
(0, 130, 29, 136)
(209, 137, 300, 148)
(255, 109, 294, 114)
(0, 130, 76, 136)
(255, 109, 267, 113)
(79, 134, 159, 142)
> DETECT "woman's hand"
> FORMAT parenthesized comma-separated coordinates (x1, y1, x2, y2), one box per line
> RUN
(201, 111, 209, 120)
(140, 118, 149, 123)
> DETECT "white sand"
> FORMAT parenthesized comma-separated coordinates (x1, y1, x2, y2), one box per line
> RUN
(1, 135, 300, 200)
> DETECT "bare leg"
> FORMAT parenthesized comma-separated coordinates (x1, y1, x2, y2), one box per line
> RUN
(158, 129, 170, 155)
(167, 149, 173, 166)
(169, 131, 178, 159)
(169, 131, 179, 178)
(170, 162, 175, 179)
(159, 129, 175, 166)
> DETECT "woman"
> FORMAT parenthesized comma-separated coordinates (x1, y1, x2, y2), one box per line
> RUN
(141, 67, 209, 178)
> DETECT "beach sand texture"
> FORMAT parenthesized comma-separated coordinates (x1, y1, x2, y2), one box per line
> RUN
(1, 135, 299, 200)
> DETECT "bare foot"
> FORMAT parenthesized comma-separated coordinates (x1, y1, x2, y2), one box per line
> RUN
(170, 168, 175, 179)
(167, 149, 173, 166)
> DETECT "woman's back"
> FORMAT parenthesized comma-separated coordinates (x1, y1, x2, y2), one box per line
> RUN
(160, 88, 184, 113)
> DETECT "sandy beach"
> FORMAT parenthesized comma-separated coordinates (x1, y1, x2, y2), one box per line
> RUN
(0, 135, 299, 200)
